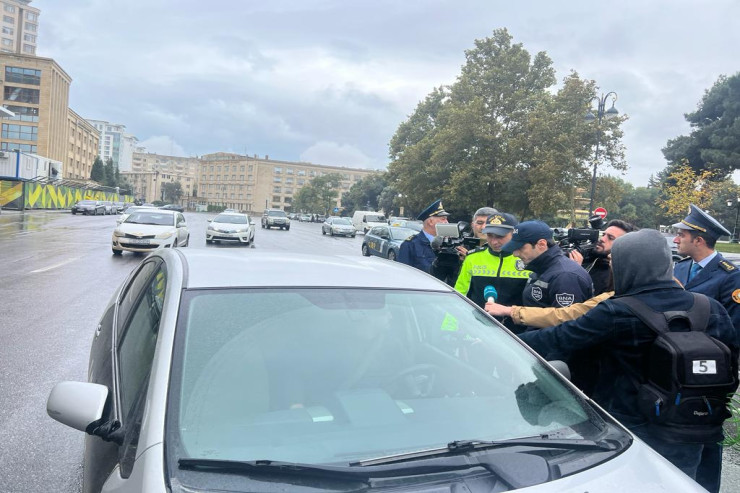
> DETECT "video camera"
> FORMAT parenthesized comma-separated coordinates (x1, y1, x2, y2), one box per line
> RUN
(551, 215, 604, 257)
(429, 222, 480, 285)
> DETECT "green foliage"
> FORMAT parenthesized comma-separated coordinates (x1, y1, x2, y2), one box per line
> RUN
(90, 156, 105, 182)
(662, 72, 740, 179)
(722, 394, 740, 450)
(162, 181, 183, 203)
(207, 204, 226, 212)
(387, 29, 626, 219)
(292, 173, 342, 213)
(341, 173, 387, 215)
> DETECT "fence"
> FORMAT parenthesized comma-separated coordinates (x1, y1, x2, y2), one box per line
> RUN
(0, 178, 134, 210)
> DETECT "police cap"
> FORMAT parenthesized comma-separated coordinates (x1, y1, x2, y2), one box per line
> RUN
(417, 199, 451, 222)
(482, 212, 518, 236)
(501, 220, 553, 252)
(672, 204, 731, 240)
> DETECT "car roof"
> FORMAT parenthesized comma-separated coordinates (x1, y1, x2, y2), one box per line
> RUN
(171, 250, 451, 291)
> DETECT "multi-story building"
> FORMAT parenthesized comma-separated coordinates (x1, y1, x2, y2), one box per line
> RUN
(123, 151, 200, 204)
(0, 53, 72, 162)
(0, 1, 39, 56)
(66, 108, 99, 180)
(86, 120, 138, 171)
(197, 152, 377, 213)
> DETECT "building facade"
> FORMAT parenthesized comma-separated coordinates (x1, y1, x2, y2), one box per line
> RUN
(86, 120, 138, 171)
(66, 108, 99, 180)
(0, 0, 39, 56)
(0, 53, 72, 166)
(197, 153, 376, 213)
(123, 151, 200, 204)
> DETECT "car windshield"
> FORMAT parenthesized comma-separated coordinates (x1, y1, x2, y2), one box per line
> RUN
(332, 218, 351, 225)
(268, 211, 287, 217)
(390, 227, 417, 240)
(366, 214, 385, 222)
(168, 288, 605, 466)
(78, 200, 95, 205)
(124, 212, 175, 226)
(214, 214, 248, 224)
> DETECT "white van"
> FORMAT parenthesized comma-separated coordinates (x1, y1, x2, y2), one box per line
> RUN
(352, 210, 386, 234)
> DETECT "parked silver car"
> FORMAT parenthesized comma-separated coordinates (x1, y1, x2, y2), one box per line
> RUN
(47, 250, 704, 492)
(321, 216, 356, 237)
(71, 199, 106, 215)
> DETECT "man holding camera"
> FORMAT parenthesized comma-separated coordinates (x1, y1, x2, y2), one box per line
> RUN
(455, 213, 531, 329)
(502, 221, 593, 316)
(397, 199, 451, 274)
(568, 219, 637, 295)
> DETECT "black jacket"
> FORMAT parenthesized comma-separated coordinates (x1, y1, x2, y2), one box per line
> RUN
(521, 245, 594, 311)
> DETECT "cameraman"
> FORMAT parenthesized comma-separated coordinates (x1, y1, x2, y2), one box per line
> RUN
(398, 199, 452, 274)
(568, 219, 636, 295)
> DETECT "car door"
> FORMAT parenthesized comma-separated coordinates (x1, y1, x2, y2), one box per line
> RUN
(83, 259, 163, 493)
(377, 226, 391, 257)
(366, 227, 383, 256)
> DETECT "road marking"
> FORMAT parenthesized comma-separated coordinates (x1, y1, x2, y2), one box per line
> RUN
(30, 257, 81, 274)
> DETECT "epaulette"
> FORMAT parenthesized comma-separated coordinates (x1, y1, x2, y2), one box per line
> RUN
(719, 260, 737, 272)
(404, 235, 415, 242)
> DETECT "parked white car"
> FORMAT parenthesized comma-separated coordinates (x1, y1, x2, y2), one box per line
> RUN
(111, 209, 189, 255)
(206, 212, 255, 246)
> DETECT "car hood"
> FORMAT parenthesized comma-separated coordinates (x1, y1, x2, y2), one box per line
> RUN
(210, 221, 250, 229)
(117, 223, 176, 235)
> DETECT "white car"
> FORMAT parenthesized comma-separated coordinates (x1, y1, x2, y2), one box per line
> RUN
(206, 212, 256, 246)
(116, 206, 161, 225)
(111, 209, 189, 255)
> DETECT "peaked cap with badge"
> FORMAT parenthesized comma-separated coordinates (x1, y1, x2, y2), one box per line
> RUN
(482, 212, 518, 236)
(673, 203, 731, 240)
(417, 199, 451, 222)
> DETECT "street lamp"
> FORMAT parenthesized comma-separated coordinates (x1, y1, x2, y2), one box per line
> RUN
(584, 92, 619, 216)
(727, 198, 740, 243)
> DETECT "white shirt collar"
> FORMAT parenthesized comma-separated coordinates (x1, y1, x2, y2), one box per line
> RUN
(696, 251, 718, 268)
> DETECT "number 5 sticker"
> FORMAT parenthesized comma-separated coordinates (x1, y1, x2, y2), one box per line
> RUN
(693, 360, 717, 374)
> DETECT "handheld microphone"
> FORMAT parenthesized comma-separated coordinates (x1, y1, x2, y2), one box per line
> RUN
(484, 285, 498, 303)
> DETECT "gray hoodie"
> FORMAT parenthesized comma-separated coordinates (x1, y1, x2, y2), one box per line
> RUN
(611, 229, 676, 297)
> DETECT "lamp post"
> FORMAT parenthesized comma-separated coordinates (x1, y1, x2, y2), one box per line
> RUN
(584, 92, 619, 217)
(727, 198, 740, 243)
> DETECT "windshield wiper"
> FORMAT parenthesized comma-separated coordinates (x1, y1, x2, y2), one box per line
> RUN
(354, 436, 617, 467)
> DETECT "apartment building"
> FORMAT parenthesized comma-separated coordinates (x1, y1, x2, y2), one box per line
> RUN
(66, 108, 100, 180)
(123, 151, 200, 204)
(197, 152, 376, 213)
(0, 0, 39, 56)
(87, 120, 138, 171)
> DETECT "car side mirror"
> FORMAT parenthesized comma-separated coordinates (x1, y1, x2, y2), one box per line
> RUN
(177, 222, 186, 228)
(47, 381, 109, 432)
(250, 220, 255, 225)
(207, 219, 212, 223)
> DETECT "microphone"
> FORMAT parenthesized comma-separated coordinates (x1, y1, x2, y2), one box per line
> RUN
(484, 285, 498, 303)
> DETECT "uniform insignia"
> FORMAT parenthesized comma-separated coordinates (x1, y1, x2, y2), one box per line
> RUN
(404, 235, 415, 241)
(719, 260, 737, 272)
(531, 286, 543, 301)
(556, 293, 575, 307)
(515, 259, 525, 271)
(733, 289, 740, 304)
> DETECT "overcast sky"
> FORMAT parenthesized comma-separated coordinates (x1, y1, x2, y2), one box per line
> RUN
(35, 0, 740, 186)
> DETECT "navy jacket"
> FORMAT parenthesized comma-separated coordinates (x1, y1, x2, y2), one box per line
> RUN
(521, 245, 594, 310)
(397, 232, 435, 273)
(674, 253, 740, 331)
(519, 285, 740, 434)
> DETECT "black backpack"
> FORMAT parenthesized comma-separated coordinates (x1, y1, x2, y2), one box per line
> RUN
(613, 293, 737, 441)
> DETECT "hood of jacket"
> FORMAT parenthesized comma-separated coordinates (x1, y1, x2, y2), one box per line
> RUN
(612, 229, 676, 296)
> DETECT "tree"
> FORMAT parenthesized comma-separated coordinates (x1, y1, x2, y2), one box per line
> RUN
(103, 158, 115, 187)
(90, 156, 105, 183)
(657, 161, 720, 218)
(341, 173, 387, 214)
(292, 174, 342, 213)
(162, 181, 183, 203)
(662, 72, 740, 179)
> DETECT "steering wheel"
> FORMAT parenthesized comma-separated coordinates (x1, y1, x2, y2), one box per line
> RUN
(387, 364, 440, 398)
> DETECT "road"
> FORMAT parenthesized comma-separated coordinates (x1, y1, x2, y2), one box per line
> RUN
(0, 210, 738, 492)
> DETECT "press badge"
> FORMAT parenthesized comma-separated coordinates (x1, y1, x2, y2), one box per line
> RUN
(693, 360, 717, 374)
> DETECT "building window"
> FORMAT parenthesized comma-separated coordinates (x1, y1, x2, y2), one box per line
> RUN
(273, 186, 281, 193)
(298, 179, 305, 185)
(1, 38, 11, 46)
(286, 168, 294, 174)
(274, 167, 282, 174)
(273, 177, 281, 183)
(25, 12, 38, 22)
(4, 86, 39, 103)
(297, 170, 306, 176)
(2, 123, 37, 141)
(4, 105, 37, 122)
(1, 142, 36, 153)
(3, 15, 13, 23)
(2, 26, 12, 35)
(240, 165, 245, 172)
(272, 195, 281, 202)
(286, 177, 293, 184)
(284, 187, 293, 194)
(4, 5, 15, 13)
(24, 22, 35, 32)
(22, 44, 33, 54)
(23, 33, 35, 42)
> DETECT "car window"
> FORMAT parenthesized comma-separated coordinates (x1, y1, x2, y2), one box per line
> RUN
(214, 214, 248, 224)
(124, 212, 175, 226)
(391, 227, 417, 240)
(268, 210, 286, 217)
(333, 218, 351, 225)
(116, 265, 167, 478)
(117, 261, 160, 334)
(169, 288, 603, 468)
(369, 226, 383, 236)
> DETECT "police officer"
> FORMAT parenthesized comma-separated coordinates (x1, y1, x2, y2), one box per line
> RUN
(455, 213, 531, 331)
(672, 204, 740, 493)
(502, 221, 593, 314)
(397, 199, 450, 274)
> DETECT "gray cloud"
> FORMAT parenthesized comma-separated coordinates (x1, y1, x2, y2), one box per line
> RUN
(35, 0, 740, 181)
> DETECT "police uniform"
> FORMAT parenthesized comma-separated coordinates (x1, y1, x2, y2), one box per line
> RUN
(672, 204, 740, 493)
(397, 199, 449, 274)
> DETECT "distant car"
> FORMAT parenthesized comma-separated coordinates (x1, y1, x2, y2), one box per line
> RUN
(316, 214, 326, 223)
(388, 216, 409, 224)
(206, 212, 256, 246)
(261, 209, 290, 230)
(101, 201, 116, 215)
(71, 200, 106, 215)
(390, 219, 423, 232)
(352, 210, 387, 234)
(322, 217, 356, 237)
(113, 202, 125, 213)
(161, 204, 185, 213)
(111, 209, 189, 255)
(362, 225, 419, 261)
(299, 214, 311, 222)
(46, 249, 704, 493)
